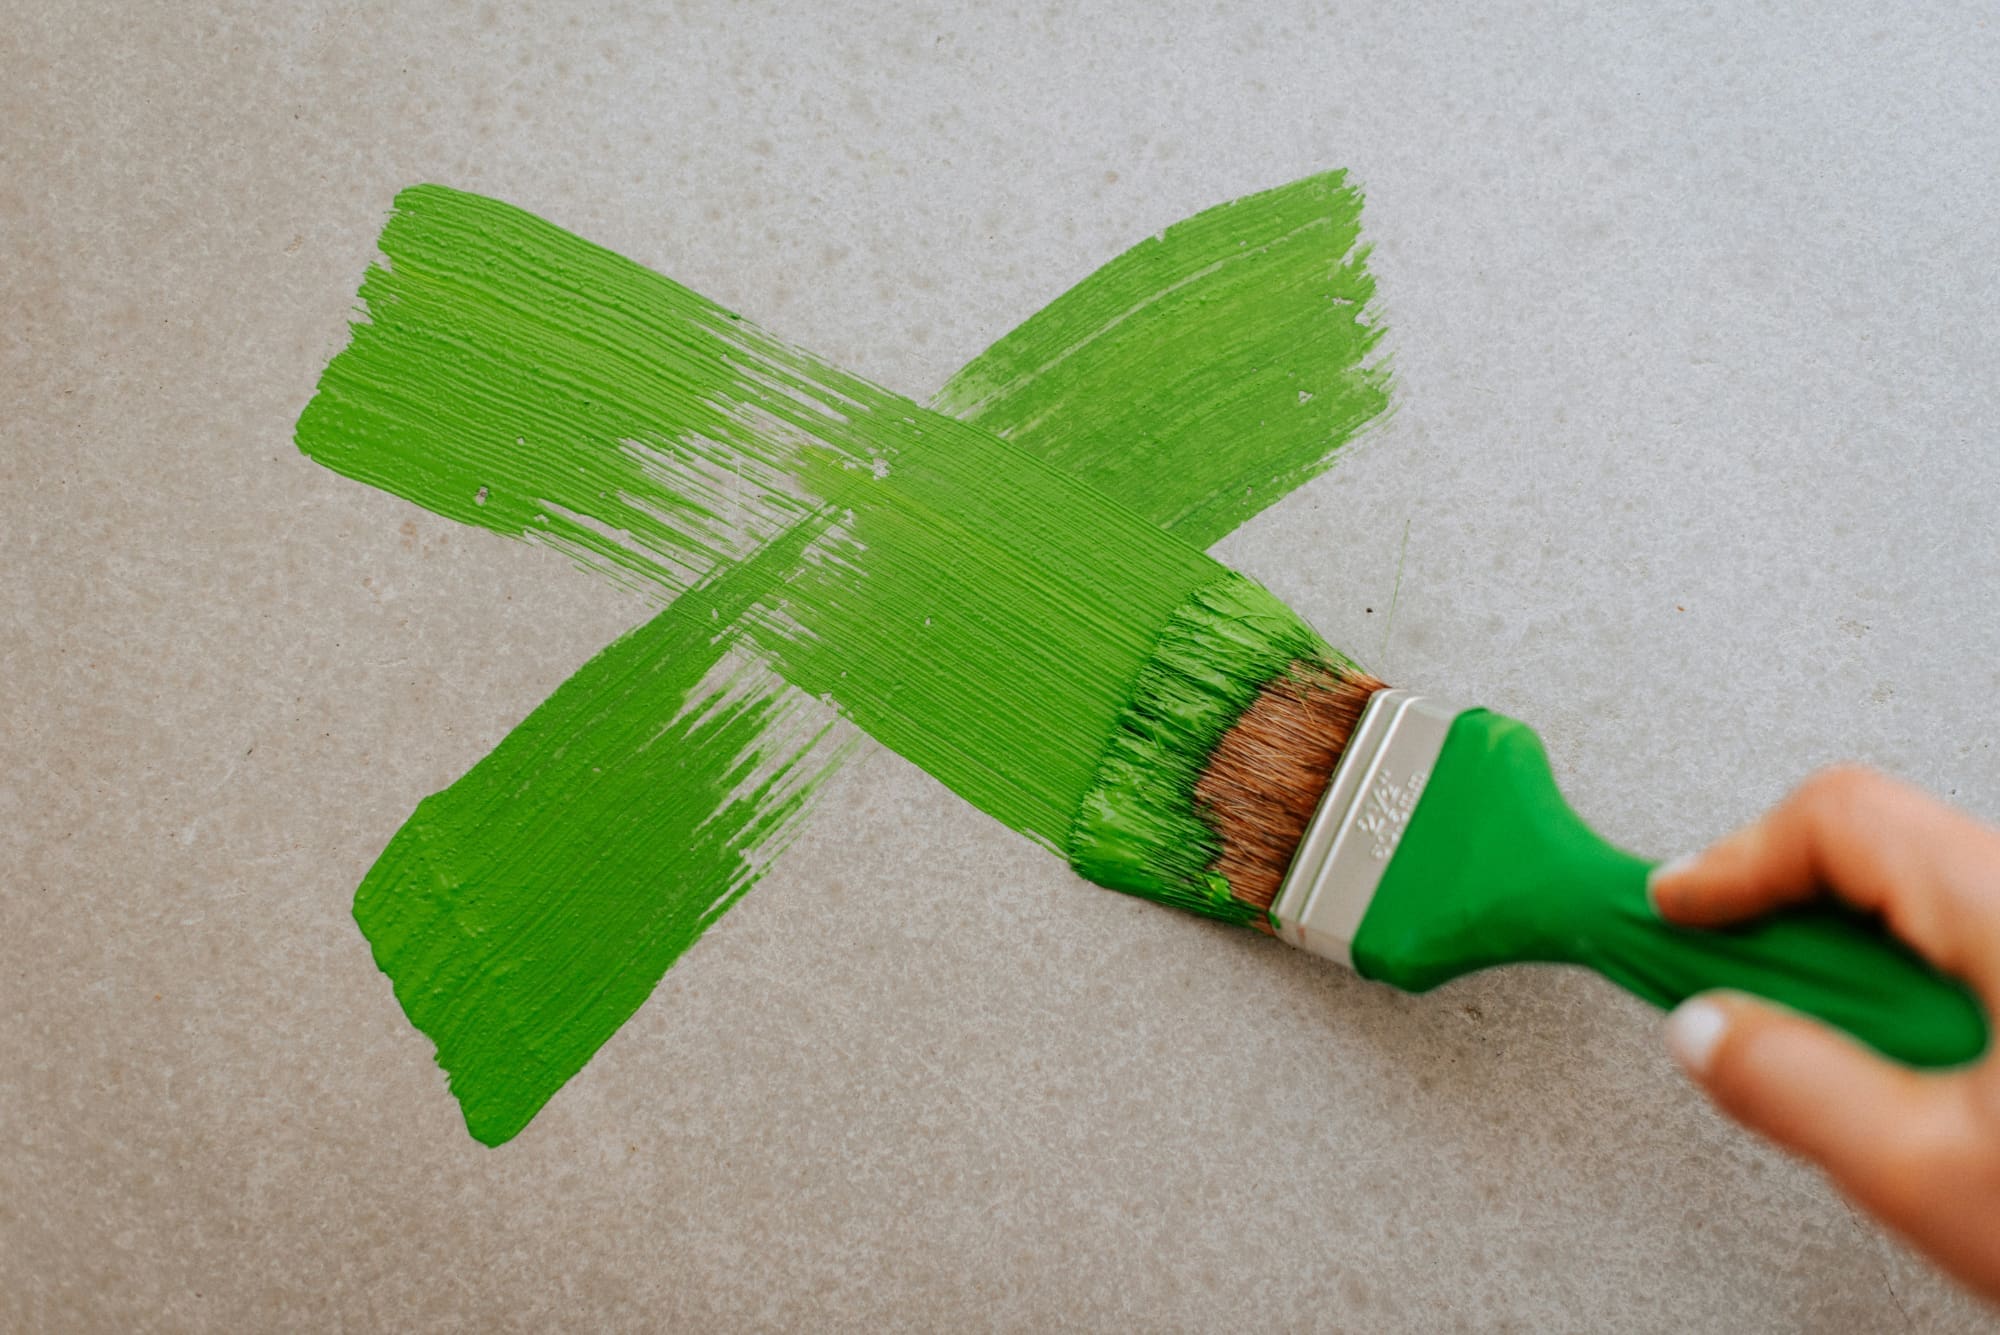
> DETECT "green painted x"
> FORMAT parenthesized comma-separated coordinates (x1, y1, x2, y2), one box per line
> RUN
(298, 171, 1388, 1144)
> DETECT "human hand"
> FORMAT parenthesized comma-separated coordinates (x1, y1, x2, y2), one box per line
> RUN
(1649, 766, 2000, 1303)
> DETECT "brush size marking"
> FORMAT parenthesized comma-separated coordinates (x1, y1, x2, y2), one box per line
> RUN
(1358, 767, 1428, 861)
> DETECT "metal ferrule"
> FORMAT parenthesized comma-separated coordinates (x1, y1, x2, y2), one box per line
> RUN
(1267, 689, 1462, 970)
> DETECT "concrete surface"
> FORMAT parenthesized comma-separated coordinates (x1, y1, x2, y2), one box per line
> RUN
(7, 2, 2000, 1330)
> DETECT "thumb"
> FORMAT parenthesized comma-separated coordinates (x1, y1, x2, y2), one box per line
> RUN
(1666, 992, 1933, 1213)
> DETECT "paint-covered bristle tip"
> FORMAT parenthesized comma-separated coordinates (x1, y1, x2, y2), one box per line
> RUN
(1065, 575, 1381, 925)
(1194, 664, 1384, 911)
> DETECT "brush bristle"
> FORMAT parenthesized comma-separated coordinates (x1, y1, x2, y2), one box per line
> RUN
(1193, 664, 1385, 913)
(1065, 574, 1382, 927)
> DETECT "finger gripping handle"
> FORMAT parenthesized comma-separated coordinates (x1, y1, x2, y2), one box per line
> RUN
(1572, 884, 1986, 1068)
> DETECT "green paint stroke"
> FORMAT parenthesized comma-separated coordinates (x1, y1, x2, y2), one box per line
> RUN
(299, 174, 1389, 1142)
(938, 171, 1387, 548)
(355, 518, 849, 1145)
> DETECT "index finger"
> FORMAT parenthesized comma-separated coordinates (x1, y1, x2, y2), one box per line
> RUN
(1649, 766, 2000, 1002)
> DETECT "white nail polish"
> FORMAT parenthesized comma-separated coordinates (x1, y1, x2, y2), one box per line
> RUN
(1645, 853, 1701, 916)
(1665, 998, 1729, 1076)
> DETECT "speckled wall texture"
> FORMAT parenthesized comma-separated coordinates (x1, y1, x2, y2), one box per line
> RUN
(6, 3, 1999, 1331)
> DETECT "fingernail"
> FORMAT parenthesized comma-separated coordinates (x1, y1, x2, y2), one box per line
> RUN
(1665, 997, 1729, 1077)
(1645, 852, 1702, 916)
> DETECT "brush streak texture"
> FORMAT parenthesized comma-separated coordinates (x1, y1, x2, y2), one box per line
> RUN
(298, 174, 1389, 1143)
(356, 522, 849, 1144)
(935, 177, 1385, 547)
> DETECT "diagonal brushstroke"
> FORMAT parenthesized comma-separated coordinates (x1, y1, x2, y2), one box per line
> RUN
(299, 172, 1388, 1143)
(935, 176, 1385, 548)
(353, 515, 853, 1143)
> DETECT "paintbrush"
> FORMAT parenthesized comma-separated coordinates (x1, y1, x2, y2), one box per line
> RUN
(1066, 581, 1986, 1065)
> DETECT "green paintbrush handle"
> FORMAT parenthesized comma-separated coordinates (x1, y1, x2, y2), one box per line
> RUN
(1349, 710, 1989, 1067)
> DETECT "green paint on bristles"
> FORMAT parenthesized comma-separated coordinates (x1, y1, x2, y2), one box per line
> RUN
(1068, 578, 1340, 925)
